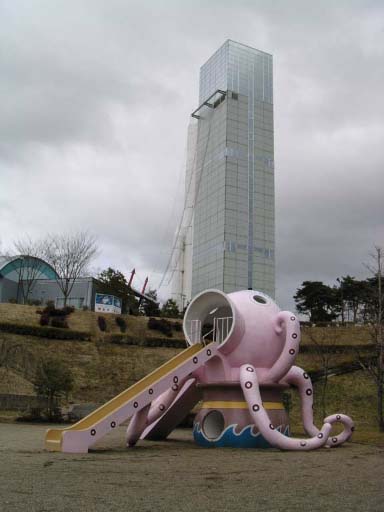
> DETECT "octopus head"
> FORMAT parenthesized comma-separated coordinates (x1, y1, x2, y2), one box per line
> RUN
(183, 289, 292, 370)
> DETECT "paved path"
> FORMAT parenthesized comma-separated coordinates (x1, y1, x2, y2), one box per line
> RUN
(1, 423, 383, 511)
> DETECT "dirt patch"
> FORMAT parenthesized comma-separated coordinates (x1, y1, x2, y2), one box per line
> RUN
(0, 423, 383, 512)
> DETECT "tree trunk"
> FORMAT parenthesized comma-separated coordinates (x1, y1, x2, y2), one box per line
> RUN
(321, 371, 328, 419)
(378, 367, 384, 432)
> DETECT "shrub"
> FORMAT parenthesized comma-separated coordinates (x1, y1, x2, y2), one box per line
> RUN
(45, 300, 56, 312)
(61, 306, 75, 316)
(34, 359, 74, 421)
(51, 317, 69, 329)
(98, 316, 107, 332)
(46, 307, 66, 317)
(0, 321, 90, 340)
(148, 317, 159, 330)
(8, 298, 17, 304)
(27, 299, 42, 306)
(115, 316, 127, 333)
(41, 304, 75, 317)
(39, 314, 50, 326)
(173, 322, 182, 332)
(147, 317, 173, 337)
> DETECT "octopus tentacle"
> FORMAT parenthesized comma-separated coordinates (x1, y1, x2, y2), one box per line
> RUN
(240, 364, 332, 450)
(126, 376, 191, 447)
(147, 376, 191, 425)
(126, 403, 151, 447)
(281, 365, 319, 437)
(267, 312, 301, 383)
(324, 413, 354, 446)
(282, 365, 354, 447)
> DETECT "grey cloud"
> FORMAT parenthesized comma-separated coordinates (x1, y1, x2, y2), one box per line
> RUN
(0, 0, 383, 308)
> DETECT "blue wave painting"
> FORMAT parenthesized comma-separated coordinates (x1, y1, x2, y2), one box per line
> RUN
(193, 423, 290, 448)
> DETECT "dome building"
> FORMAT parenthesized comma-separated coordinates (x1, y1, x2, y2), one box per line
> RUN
(0, 255, 96, 309)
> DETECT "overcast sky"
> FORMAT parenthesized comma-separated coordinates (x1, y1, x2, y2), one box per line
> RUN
(1, 0, 383, 310)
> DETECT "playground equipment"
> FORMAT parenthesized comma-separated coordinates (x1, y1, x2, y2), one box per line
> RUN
(45, 289, 354, 453)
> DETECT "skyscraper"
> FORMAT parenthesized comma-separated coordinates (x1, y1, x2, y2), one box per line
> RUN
(170, 40, 274, 306)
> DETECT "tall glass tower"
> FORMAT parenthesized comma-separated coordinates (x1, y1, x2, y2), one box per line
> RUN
(171, 40, 274, 306)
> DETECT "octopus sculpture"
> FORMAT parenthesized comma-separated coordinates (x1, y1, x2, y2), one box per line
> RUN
(127, 289, 354, 450)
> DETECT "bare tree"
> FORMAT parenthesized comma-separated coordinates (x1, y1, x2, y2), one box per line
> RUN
(306, 327, 342, 419)
(13, 237, 47, 304)
(45, 232, 98, 307)
(362, 246, 384, 431)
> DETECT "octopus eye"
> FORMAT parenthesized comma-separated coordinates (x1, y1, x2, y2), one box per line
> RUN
(253, 295, 267, 305)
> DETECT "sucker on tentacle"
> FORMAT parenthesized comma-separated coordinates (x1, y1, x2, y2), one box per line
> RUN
(240, 364, 332, 451)
(282, 365, 354, 447)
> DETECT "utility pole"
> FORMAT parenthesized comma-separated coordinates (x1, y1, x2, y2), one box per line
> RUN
(364, 246, 384, 431)
(375, 246, 383, 431)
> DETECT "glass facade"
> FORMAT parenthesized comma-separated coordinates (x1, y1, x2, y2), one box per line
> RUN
(192, 40, 275, 298)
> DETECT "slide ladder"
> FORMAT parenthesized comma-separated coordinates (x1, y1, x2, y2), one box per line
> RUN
(45, 342, 219, 453)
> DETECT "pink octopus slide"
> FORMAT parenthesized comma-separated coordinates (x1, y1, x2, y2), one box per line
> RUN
(45, 289, 354, 453)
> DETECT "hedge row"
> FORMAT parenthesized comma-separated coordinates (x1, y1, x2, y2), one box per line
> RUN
(108, 334, 186, 349)
(0, 322, 91, 341)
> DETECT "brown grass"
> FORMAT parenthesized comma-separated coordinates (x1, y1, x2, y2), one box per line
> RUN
(0, 303, 41, 326)
(0, 303, 184, 341)
(0, 367, 35, 395)
(288, 370, 381, 437)
(301, 325, 374, 345)
(295, 352, 358, 373)
(0, 331, 182, 403)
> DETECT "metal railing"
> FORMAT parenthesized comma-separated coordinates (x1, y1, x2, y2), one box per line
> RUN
(189, 316, 232, 345)
(212, 316, 232, 344)
(189, 319, 202, 344)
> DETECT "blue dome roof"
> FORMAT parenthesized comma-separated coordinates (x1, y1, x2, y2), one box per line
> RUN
(0, 255, 58, 281)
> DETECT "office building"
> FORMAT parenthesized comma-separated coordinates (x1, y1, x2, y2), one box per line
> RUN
(171, 40, 275, 306)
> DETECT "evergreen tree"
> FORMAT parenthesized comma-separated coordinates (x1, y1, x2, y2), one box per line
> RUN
(294, 281, 338, 323)
(161, 299, 180, 319)
(141, 289, 160, 317)
(97, 267, 139, 314)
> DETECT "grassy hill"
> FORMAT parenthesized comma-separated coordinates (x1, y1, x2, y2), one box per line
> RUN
(0, 303, 382, 445)
(0, 303, 184, 402)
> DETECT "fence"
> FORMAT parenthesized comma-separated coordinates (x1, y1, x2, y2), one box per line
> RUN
(0, 394, 51, 411)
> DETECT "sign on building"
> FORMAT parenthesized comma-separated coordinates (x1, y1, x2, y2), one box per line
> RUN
(95, 293, 122, 314)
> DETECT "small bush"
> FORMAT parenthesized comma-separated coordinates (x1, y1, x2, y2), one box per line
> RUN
(41, 304, 75, 317)
(34, 359, 73, 421)
(61, 306, 75, 316)
(8, 298, 17, 304)
(115, 316, 127, 333)
(27, 299, 42, 306)
(173, 322, 182, 332)
(148, 317, 159, 330)
(39, 314, 50, 326)
(46, 308, 66, 317)
(147, 317, 173, 337)
(45, 300, 56, 312)
(51, 317, 69, 329)
(98, 316, 107, 332)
